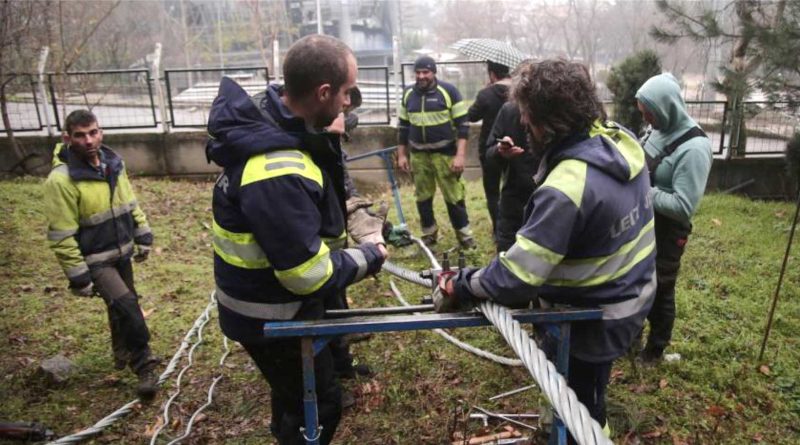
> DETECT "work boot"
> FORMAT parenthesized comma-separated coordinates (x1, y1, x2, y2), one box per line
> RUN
(456, 227, 476, 250)
(135, 360, 160, 402)
(638, 344, 664, 365)
(421, 225, 438, 247)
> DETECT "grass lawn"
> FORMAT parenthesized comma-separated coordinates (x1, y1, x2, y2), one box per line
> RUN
(0, 177, 798, 444)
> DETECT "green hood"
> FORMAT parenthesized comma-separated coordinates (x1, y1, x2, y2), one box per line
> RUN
(635, 73, 699, 154)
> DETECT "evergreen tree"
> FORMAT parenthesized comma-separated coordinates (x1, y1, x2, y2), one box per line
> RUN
(606, 50, 662, 136)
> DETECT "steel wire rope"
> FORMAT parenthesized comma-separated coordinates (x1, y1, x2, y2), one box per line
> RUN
(382, 241, 612, 445)
(48, 292, 219, 445)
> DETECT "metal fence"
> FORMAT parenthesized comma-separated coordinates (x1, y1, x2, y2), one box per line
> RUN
(0, 74, 43, 132)
(0, 63, 796, 157)
(47, 69, 157, 131)
(165, 66, 269, 128)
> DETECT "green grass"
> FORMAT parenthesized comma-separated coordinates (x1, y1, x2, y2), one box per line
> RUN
(0, 177, 799, 444)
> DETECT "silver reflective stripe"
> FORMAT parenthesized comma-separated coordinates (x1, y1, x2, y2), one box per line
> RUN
(467, 268, 491, 300)
(278, 252, 332, 293)
(265, 161, 305, 171)
(215, 287, 302, 321)
(410, 139, 453, 150)
(266, 151, 304, 160)
(213, 234, 268, 263)
(133, 226, 152, 237)
(599, 272, 657, 320)
(84, 241, 134, 265)
(48, 228, 78, 241)
(65, 263, 89, 279)
(550, 228, 655, 282)
(504, 244, 556, 282)
(52, 164, 68, 175)
(343, 248, 368, 282)
(79, 201, 137, 227)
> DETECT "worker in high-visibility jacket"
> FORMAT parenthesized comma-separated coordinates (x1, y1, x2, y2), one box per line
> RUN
(397, 56, 476, 249)
(434, 60, 656, 441)
(207, 35, 387, 445)
(43, 110, 159, 401)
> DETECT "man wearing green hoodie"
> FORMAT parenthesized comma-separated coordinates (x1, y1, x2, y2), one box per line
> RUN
(635, 73, 713, 362)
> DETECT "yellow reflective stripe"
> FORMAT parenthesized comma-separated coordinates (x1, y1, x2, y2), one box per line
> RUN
(241, 150, 323, 188)
(548, 222, 656, 287)
(408, 109, 452, 127)
(274, 243, 333, 295)
(399, 105, 409, 120)
(212, 220, 270, 269)
(403, 88, 413, 105)
(451, 100, 468, 119)
(540, 159, 587, 208)
(499, 234, 565, 286)
(436, 85, 452, 108)
(322, 231, 347, 251)
(591, 121, 645, 180)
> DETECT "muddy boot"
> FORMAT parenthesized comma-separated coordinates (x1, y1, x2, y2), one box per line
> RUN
(136, 363, 159, 402)
(421, 224, 438, 246)
(456, 226, 476, 250)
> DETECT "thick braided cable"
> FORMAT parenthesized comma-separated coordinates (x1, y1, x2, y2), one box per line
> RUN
(48, 293, 217, 445)
(477, 301, 612, 445)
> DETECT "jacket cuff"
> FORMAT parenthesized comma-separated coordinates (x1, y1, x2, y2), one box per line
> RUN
(457, 125, 470, 140)
(134, 226, 154, 246)
(359, 243, 385, 276)
(68, 273, 92, 290)
(453, 267, 490, 301)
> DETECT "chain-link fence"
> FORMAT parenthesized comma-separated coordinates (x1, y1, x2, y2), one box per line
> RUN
(356, 66, 390, 125)
(740, 102, 800, 155)
(47, 69, 157, 131)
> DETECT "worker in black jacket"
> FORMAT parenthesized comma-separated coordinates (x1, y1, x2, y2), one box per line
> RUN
(468, 61, 512, 235)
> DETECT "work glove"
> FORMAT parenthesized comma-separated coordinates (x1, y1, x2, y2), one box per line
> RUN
(133, 245, 151, 263)
(346, 196, 388, 246)
(432, 270, 460, 313)
(70, 281, 95, 298)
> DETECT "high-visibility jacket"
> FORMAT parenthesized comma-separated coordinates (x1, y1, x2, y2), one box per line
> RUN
(453, 121, 657, 363)
(207, 79, 384, 343)
(398, 80, 469, 154)
(43, 144, 153, 288)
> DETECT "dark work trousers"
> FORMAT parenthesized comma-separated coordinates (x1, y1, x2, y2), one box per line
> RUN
(241, 339, 342, 445)
(479, 149, 505, 234)
(566, 357, 613, 445)
(646, 212, 691, 353)
(91, 260, 153, 373)
(325, 290, 354, 377)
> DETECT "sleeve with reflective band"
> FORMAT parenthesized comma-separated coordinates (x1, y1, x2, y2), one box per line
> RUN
(118, 168, 153, 246)
(238, 151, 379, 298)
(398, 88, 413, 145)
(43, 166, 90, 287)
(439, 83, 469, 139)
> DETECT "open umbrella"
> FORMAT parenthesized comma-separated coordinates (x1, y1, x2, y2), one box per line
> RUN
(451, 38, 527, 69)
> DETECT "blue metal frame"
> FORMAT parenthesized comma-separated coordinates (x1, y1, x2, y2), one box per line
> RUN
(345, 146, 406, 227)
(263, 307, 602, 444)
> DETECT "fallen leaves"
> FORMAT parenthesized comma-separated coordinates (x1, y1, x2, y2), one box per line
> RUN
(711, 218, 723, 227)
(758, 365, 771, 376)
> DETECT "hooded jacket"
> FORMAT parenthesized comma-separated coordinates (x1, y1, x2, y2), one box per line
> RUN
(44, 144, 153, 288)
(453, 121, 657, 363)
(636, 73, 712, 225)
(207, 79, 383, 343)
(468, 79, 511, 154)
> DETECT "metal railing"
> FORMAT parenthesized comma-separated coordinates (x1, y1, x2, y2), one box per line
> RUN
(164, 66, 269, 128)
(0, 63, 796, 158)
(47, 69, 157, 131)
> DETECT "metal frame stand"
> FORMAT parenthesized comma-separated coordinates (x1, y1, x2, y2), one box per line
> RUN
(263, 307, 601, 445)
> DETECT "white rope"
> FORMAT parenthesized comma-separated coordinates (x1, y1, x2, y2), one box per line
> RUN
(48, 292, 218, 445)
(478, 301, 612, 445)
(389, 279, 522, 366)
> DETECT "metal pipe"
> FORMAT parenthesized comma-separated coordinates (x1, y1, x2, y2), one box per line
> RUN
(473, 406, 538, 431)
(488, 384, 536, 401)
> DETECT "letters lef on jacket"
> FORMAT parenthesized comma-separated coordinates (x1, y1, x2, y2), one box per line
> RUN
(398, 79, 469, 154)
(453, 121, 658, 363)
(44, 144, 153, 289)
(206, 80, 384, 343)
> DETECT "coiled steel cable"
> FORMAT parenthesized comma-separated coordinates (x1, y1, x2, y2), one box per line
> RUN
(48, 292, 219, 445)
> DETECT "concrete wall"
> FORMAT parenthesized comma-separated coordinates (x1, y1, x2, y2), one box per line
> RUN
(1, 125, 795, 199)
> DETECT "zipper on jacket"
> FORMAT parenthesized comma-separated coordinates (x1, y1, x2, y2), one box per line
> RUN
(421, 91, 426, 143)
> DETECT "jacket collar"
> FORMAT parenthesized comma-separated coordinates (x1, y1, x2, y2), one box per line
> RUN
(58, 144, 122, 181)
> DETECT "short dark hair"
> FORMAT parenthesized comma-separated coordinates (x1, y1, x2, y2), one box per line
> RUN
(283, 35, 353, 100)
(512, 59, 605, 145)
(487, 61, 510, 79)
(64, 109, 98, 135)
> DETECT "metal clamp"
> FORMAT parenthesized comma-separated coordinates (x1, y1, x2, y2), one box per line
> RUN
(300, 425, 323, 443)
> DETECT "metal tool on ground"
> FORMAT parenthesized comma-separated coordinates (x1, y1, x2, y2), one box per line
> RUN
(472, 406, 538, 431)
(489, 384, 536, 401)
(346, 146, 413, 247)
(0, 422, 55, 441)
